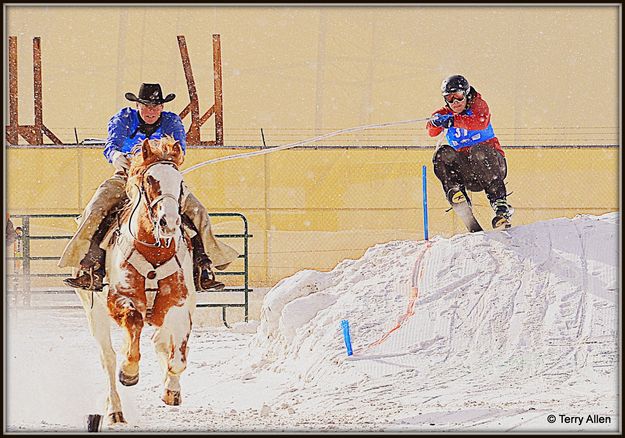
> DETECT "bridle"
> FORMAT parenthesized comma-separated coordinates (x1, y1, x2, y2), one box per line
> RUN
(128, 160, 184, 248)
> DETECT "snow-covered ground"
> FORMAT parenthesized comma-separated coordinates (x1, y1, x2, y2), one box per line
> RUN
(5, 213, 620, 432)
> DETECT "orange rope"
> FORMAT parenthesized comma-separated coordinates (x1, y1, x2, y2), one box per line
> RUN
(352, 240, 433, 355)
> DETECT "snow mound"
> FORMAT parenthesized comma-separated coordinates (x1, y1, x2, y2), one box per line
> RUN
(245, 213, 619, 429)
(7, 213, 619, 432)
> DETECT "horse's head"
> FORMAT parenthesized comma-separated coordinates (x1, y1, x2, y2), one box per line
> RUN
(128, 137, 185, 240)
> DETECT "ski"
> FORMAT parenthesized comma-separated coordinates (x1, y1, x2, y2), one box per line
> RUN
(448, 188, 483, 233)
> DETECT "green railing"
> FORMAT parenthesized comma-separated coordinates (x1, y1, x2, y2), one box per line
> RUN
(6, 213, 252, 327)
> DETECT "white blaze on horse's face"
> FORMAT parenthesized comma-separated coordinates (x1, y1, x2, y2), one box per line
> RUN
(145, 163, 183, 239)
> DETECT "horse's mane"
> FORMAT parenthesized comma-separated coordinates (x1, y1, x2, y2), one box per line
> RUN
(128, 136, 184, 178)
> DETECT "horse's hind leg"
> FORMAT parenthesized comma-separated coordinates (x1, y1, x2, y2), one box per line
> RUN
(152, 305, 192, 406)
(76, 290, 126, 424)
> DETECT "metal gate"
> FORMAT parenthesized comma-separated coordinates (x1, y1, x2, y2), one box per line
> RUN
(6, 213, 252, 327)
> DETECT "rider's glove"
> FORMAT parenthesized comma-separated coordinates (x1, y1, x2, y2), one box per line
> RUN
(111, 151, 131, 173)
(430, 113, 454, 129)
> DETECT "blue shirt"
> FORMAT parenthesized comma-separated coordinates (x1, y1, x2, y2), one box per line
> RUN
(103, 107, 187, 162)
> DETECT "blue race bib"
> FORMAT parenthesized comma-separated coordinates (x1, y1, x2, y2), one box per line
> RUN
(445, 110, 496, 150)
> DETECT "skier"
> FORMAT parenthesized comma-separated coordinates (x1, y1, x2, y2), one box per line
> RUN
(426, 74, 513, 230)
(59, 83, 238, 292)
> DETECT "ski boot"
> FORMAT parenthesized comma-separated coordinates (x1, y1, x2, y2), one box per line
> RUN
(447, 186, 482, 233)
(446, 185, 471, 207)
(491, 198, 514, 229)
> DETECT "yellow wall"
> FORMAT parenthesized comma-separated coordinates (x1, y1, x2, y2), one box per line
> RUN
(6, 147, 619, 286)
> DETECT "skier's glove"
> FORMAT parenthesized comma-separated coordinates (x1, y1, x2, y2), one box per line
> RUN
(111, 151, 131, 173)
(430, 113, 454, 129)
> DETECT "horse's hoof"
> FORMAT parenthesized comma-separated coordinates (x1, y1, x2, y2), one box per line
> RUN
(108, 411, 126, 424)
(162, 389, 182, 406)
(86, 414, 102, 432)
(119, 369, 139, 386)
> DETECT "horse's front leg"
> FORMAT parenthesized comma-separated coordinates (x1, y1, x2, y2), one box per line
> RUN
(108, 291, 145, 387)
(152, 303, 192, 406)
(75, 289, 125, 424)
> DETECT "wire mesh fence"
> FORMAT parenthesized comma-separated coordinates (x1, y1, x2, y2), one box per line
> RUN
(7, 140, 618, 288)
(37, 125, 620, 148)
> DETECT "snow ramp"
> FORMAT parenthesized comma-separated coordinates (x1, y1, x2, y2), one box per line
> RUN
(249, 213, 619, 431)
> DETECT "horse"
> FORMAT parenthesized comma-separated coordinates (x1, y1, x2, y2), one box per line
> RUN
(74, 137, 196, 429)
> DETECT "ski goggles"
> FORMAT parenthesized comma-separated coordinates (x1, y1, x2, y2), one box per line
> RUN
(443, 92, 466, 104)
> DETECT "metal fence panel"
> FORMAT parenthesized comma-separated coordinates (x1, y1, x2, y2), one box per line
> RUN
(6, 213, 252, 327)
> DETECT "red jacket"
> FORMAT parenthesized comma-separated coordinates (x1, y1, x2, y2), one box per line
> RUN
(426, 91, 505, 157)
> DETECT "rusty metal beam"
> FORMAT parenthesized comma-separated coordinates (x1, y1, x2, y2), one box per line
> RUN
(199, 106, 215, 126)
(17, 126, 39, 144)
(6, 36, 63, 145)
(7, 36, 18, 145)
(176, 34, 224, 146)
(33, 37, 44, 145)
(8, 35, 224, 146)
(177, 35, 201, 145)
(42, 126, 63, 145)
(179, 102, 192, 120)
(212, 34, 224, 145)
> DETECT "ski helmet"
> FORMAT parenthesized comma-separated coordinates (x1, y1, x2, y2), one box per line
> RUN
(441, 75, 470, 96)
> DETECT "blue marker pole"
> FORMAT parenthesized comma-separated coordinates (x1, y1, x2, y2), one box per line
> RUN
(341, 319, 353, 356)
(422, 165, 429, 241)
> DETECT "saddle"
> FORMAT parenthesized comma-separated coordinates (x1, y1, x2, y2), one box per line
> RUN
(65, 208, 224, 292)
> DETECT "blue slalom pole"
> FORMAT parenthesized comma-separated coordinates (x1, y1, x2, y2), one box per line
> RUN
(341, 319, 353, 356)
(422, 165, 429, 241)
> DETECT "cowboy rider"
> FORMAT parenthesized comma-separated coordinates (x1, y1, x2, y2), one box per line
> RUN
(59, 83, 238, 292)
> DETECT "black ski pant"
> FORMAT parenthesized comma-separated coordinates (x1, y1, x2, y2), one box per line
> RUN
(432, 142, 507, 205)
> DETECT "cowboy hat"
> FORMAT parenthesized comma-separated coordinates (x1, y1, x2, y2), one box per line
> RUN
(125, 83, 176, 105)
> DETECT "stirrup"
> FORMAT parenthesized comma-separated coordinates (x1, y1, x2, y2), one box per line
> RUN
(64, 266, 105, 291)
(194, 264, 225, 291)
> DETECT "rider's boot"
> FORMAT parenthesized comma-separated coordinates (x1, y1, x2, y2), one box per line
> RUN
(63, 211, 117, 291)
(190, 233, 225, 292)
(180, 213, 225, 291)
(63, 241, 106, 291)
